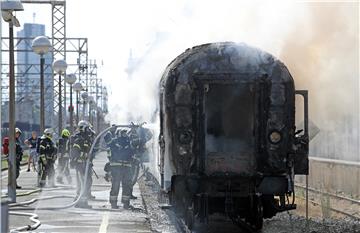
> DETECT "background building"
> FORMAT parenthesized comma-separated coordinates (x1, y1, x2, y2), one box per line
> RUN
(15, 23, 53, 132)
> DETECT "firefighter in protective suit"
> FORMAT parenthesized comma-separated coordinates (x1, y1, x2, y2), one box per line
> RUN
(128, 125, 153, 199)
(38, 128, 57, 187)
(56, 129, 72, 184)
(104, 129, 133, 209)
(70, 121, 94, 208)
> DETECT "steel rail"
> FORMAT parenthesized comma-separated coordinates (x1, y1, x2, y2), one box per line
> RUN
(295, 184, 360, 205)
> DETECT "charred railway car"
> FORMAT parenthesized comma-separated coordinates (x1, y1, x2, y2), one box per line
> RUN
(159, 42, 309, 230)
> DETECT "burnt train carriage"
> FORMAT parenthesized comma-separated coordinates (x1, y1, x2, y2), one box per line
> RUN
(159, 42, 309, 230)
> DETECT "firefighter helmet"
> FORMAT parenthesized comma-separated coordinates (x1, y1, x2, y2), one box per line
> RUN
(78, 120, 89, 132)
(15, 127, 22, 135)
(44, 128, 53, 138)
(61, 129, 70, 137)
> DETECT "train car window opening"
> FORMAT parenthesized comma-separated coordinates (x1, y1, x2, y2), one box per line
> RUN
(204, 83, 255, 154)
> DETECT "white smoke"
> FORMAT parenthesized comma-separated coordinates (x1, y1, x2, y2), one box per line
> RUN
(102, 1, 358, 162)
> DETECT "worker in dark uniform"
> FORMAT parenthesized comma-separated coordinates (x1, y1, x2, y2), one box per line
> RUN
(15, 128, 23, 189)
(56, 129, 72, 184)
(38, 128, 57, 188)
(128, 128, 141, 199)
(70, 120, 94, 208)
(104, 129, 133, 209)
(104, 125, 117, 183)
(87, 124, 96, 198)
(128, 125, 153, 199)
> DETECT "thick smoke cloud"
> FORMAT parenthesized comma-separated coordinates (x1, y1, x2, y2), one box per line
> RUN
(106, 1, 359, 161)
(279, 3, 359, 161)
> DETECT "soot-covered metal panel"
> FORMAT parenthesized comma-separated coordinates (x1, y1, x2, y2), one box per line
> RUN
(159, 42, 296, 180)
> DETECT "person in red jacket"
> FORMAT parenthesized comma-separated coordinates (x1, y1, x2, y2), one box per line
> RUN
(2, 137, 9, 156)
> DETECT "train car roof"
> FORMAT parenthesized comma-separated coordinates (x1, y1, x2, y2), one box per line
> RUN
(160, 42, 294, 89)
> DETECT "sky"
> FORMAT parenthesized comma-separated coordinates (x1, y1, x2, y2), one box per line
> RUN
(1, 0, 359, 160)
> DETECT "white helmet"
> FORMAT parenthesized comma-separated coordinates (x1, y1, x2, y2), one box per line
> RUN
(15, 127, 22, 135)
(78, 120, 89, 131)
(78, 120, 89, 127)
(44, 128, 53, 138)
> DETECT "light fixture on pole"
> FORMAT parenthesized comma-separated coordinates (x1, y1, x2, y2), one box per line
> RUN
(81, 92, 89, 121)
(65, 73, 76, 132)
(1, 0, 24, 204)
(88, 95, 95, 125)
(73, 82, 83, 125)
(52, 59, 67, 135)
(32, 36, 52, 134)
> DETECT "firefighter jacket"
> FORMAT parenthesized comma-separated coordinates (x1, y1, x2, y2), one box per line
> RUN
(57, 136, 69, 157)
(15, 137, 23, 162)
(71, 132, 93, 163)
(39, 136, 57, 164)
(104, 133, 133, 166)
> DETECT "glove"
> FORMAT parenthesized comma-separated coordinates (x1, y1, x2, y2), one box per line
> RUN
(104, 162, 110, 172)
(79, 154, 86, 160)
(104, 172, 112, 182)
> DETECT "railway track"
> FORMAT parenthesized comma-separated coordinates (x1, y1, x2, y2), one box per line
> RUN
(295, 184, 360, 221)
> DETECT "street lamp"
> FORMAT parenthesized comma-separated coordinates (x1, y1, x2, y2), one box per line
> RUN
(81, 92, 89, 121)
(52, 59, 67, 135)
(65, 73, 76, 132)
(73, 82, 83, 124)
(88, 96, 95, 125)
(1, 0, 24, 203)
(32, 36, 52, 133)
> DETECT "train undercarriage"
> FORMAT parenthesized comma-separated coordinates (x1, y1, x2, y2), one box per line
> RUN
(170, 175, 297, 231)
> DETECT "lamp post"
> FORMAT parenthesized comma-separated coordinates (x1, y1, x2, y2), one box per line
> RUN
(88, 96, 94, 125)
(32, 36, 52, 133)
(52, 59, 67, 135)
(1, 0, 24, 203)
(81, 92, 88, 121)
(65, 74, 76, 132)
(73, 82, 83, 125)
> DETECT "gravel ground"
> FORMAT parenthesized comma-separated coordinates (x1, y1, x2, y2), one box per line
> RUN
(263, 212, 360, 233)
(139, 173, 360, 233)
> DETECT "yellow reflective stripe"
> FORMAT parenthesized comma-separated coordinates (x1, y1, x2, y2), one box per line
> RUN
(73, 144, 81, 149)
(40, 145, 46, 149)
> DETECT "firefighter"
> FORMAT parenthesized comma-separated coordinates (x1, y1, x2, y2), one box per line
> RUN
(128, 125, 153, 199)
(15, 128, 23, 189)
(56, 129, 72, 184)
(128, 128, 141, 200)
(38, 128, 57, 188)
(70, 120, 95, 208)
(104, 129, 133, 209)
(104, 125, 117, 183)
